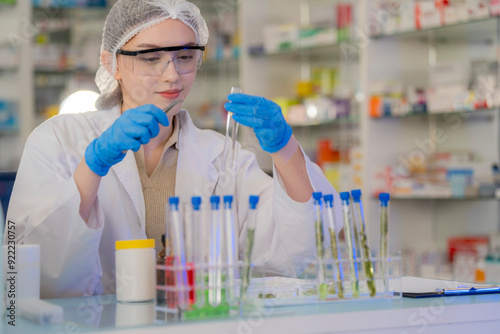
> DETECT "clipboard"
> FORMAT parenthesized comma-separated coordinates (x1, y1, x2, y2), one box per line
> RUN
(401, 276, 500, 298)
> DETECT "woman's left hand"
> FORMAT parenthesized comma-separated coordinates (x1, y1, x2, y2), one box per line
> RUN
(224, 93, 292, 153)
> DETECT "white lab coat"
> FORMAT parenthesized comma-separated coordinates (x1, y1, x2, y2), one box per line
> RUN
(6, 105, 343, 299)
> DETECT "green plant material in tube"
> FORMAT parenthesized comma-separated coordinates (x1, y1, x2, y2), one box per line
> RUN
(329, 228, 344, 298)
(359, 224, 376, 297)
(340, 192, 359, 298)
(240, 228, 255, 300)
(380, 204, 389, 279)
(351, 191, 376, 297)
(313, 193, 329, 300)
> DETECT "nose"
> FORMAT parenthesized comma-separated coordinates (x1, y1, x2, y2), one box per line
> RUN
(160, 58, 180, 81)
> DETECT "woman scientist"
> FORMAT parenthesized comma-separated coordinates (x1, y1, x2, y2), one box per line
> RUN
(6, 0, 342, 299)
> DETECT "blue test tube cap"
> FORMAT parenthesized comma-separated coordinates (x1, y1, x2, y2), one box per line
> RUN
(323, 194, 334, 207)
(210, 195, 220, 210)
(191, 196, 201, 211)
(351, 189, 362, 202)
(223, 195, 233, 208)
(249, 195, 259, 210)
(169, 196, 179, 210)
(339, 191, 350, 204)
(312, 192, 323, 204)
(379, 193, 390, 206)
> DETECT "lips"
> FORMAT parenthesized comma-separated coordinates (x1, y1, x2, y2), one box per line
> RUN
(157, 89, 181, 99)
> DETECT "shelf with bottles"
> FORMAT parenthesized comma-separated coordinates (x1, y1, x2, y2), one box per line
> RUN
(371, 150, 500, 202)
(369, 1, 500, 40)
(248, 1, 355, 56)
(369, 58, 500, 119)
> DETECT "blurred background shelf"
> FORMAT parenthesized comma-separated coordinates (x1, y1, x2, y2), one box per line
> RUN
(372, 107, 499, 119)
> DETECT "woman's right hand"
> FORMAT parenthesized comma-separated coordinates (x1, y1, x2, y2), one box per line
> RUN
(85, 104, 169, 176)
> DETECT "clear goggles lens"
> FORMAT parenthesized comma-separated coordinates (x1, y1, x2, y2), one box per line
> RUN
(119, 48, 203, 76)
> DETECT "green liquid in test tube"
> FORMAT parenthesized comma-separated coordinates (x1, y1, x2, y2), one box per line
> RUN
(191, 197, 206, 308)
(209, 196, 222, 307)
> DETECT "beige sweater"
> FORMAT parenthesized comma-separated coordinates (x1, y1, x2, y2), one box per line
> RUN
(134, 116, 179, 256)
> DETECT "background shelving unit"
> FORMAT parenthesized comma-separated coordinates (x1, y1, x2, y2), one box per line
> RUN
(185, 0, 240, 134)
(361, 0, 500, 280)
(239, 0, 361, 180)
(0, 0, 34, 170)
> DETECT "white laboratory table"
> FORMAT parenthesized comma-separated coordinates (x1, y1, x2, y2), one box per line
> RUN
(4, 279, 500, 334)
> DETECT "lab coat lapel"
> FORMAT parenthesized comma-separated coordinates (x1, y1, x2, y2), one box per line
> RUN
(102, 107, 145, 230)
(111, 152, 145, 228)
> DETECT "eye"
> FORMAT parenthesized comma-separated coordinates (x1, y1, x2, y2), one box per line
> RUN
(140, 57, 161, 63)
(177, 55, 194, 61)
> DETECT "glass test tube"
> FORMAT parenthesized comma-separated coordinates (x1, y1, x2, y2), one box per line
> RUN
(340, 192, 359, 298)
(241, 195, 259, 301)
(169, 197, 189, 309)
(379, 193, 390, 289)
(223, 195, 237, 305)
(351, 190, 376, 297)
(223, 86, 242, 172)
(313, 192, 328, 300)
(209, 196, 222, 307)
(323, 194, 344, 298)
(191, 196, 206, 308)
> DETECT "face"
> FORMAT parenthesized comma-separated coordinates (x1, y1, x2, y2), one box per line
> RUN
(113, 19, 198, 117)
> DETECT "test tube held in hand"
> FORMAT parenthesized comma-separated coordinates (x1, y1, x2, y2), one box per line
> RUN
(379, 193, 390, 289)
(223, 195, 237, 306)
(223, 86, 242, 172)
(169, 197, 189, 309)
(340, 192, 359, 298)
(351, 190, 376, 297)
(323, 194, 344, 298)
(241, 195, 259, 301)
(209, 196, 222, 307)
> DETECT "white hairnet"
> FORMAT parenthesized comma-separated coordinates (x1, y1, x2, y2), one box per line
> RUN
(95, 0, 209, 109)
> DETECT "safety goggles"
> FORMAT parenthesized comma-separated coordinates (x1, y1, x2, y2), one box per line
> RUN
(116, 45, 205, 76)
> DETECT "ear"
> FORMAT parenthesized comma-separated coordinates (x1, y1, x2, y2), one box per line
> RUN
(101, 50, 122, 81)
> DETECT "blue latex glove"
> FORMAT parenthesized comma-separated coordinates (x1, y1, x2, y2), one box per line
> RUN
(224, 94, 292, 153)
(85, 104, 169, 176)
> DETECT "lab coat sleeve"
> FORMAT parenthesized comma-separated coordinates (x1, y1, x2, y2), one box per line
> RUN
(236, 144, 343, 278)
(271, 145, 344, 276)
(4, 125, 105, 298)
